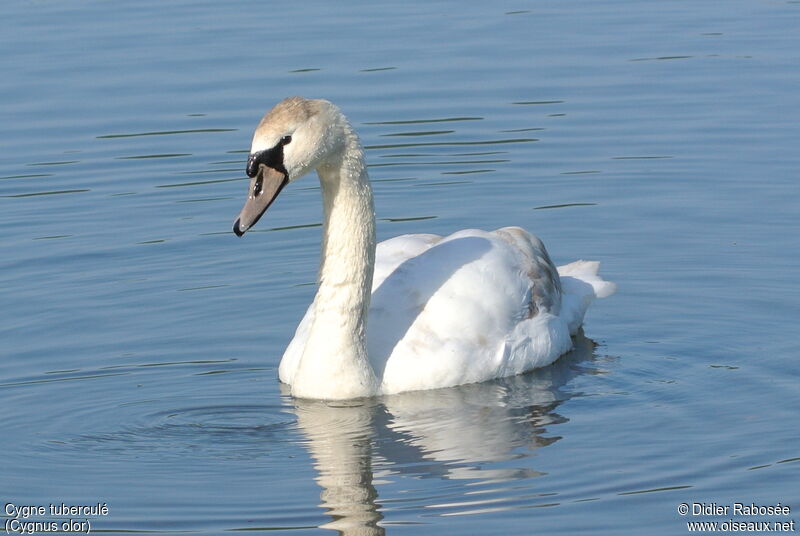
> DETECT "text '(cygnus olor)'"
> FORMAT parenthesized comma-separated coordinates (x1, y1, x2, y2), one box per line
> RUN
(233, 97, 615, 400)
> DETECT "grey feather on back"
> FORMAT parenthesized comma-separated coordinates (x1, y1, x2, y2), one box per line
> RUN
(495, 227, 562, 317)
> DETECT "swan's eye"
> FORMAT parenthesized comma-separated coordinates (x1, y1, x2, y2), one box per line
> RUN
(281, 135, 292, 146)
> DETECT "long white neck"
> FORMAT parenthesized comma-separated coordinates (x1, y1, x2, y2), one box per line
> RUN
(290, 123, 379, 399)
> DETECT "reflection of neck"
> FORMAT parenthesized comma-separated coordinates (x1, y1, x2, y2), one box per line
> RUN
(291, 124, 379, 400)
(295, 401, 384, 536)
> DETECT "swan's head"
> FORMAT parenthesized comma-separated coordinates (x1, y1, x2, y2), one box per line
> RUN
(233, 97, 344, 236)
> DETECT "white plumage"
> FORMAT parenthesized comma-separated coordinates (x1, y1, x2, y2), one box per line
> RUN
(233, 97, 615, 399)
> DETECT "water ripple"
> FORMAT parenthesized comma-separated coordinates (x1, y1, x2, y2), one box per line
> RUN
(56, 403, 297, 460)
(3, 188, 90, 198)
(365, 138, 536, 150)
(364, 117, 483, 126)
(97, 128, 237, 139)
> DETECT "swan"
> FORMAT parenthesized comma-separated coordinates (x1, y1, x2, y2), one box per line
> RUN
(233, 97, 615, 400)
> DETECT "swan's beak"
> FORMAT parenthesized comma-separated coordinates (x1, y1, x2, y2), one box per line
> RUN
(233, 164, 288, 236)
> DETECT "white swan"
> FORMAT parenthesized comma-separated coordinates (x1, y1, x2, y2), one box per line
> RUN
(233, 97, 615, 400)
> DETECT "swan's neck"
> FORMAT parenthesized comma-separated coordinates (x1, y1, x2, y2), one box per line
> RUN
(291, 125, 379, 399)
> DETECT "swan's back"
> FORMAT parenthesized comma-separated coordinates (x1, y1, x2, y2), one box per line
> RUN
(279, 226, 614, 395)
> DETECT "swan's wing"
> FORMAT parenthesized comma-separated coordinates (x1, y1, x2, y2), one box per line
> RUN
(492, 226, 562, 315)
(367, 228, 572, 394)
(373, 233, 442, 289)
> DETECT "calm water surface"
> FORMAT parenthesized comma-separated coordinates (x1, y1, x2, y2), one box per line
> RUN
(2, 0, 799, 534)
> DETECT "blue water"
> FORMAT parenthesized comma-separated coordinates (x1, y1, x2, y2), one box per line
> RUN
(2, 0, 799, 534)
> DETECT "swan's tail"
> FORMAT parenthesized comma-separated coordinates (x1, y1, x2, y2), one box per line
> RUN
(559, 260, 616, 298)
(557, 260, 616, 334)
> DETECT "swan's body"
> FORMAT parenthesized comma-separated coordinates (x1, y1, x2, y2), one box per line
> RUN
(234, 97, 615, 400)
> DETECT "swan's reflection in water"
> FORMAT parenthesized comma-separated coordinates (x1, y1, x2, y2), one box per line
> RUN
(288, 333, 601, 535)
